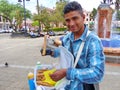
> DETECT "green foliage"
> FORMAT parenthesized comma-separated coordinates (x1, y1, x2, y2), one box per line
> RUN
(33, 0, 69, 29)
(52, 27, 67, 31)
(33, 6, 52, 30)
(0, 0, 13, 22)
(116, 10, 120, 20)
(0, 0, 32, 30)
(32, 21, 39, 26)
(51, 0, 68, 26)
(89, 22, 94, 30)
(91, 8, 97, 19)
(115, 27, 120, 31)
(43, 27, 67, 32)
(0, 0, 11, 15)
(112, 27, 120, 34)
(14, 10, 23, 29)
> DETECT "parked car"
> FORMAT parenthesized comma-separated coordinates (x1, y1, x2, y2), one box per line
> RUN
(47, 30, 56, 36)
(0, 28, 14, 33)
(0, 29, 9, 33)
(29, 31, 44, 38)
(0, 29, 5, 33)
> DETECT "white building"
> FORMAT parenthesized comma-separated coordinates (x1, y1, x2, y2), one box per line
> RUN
(0, 15, 10, 31)
(84, 10, 94, 28)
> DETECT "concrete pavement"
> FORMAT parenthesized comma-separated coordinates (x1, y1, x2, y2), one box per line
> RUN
(0, 33, 120, 90)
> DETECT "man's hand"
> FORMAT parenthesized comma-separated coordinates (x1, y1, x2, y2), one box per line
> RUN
(40, 48, 52, 56)
(50, 69, 67, 81)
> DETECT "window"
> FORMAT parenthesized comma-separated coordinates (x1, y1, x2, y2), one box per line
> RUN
(86, 18, 88, 21)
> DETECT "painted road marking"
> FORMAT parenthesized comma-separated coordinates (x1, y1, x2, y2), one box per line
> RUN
(0, 43, 25, 52)
(0, 64, 120, 76)
(0, 64, 34, 69)
(0, 44, 39, 52)
(105, 72, 120, 75)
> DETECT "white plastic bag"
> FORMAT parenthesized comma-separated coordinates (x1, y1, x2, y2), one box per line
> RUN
(34, 46, 74, 90)
(57, 46, 74, 69)
(54, 46, 74, 90)
(55, 77, 69, 90)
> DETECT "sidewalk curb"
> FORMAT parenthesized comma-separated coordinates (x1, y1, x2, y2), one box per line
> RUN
(105, 55, 120, 64)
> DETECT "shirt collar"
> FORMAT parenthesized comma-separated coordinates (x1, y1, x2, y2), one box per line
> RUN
(69, 24, 89, 42)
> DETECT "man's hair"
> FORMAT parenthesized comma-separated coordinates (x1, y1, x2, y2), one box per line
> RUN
(63, 1, 83, 15)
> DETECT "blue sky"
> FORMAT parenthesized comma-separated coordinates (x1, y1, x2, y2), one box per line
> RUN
(8, 0, 116, 13)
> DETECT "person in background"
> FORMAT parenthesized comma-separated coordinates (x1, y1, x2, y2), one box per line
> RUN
(41, 1, 105, 90)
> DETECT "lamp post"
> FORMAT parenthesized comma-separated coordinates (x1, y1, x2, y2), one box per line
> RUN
(115, 0, 120, 10)
(18, 0, 30, 34)
(37, 0, 41, 35)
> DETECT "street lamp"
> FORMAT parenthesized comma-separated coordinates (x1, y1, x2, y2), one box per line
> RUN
(18, 0, 30, 34)
(115, 0, 120, 10)
(37, 0, 41, 35)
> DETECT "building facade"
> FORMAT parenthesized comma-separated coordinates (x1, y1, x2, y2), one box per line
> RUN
(84, 10, 94, 28)
(0, 15, 10, 31)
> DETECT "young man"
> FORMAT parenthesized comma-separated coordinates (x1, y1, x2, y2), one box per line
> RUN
(42, 1, 105, 90)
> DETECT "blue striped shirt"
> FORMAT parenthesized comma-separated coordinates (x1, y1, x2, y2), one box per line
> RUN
(53, 25, 105, 90)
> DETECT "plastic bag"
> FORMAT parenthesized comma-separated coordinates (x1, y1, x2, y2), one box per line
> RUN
(57, 46, 74, 69)
(34, 46, 74, 90)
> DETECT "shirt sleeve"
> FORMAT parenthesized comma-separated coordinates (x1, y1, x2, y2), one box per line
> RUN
(53, 47, 60, 57)
(66, 37, 105, 84)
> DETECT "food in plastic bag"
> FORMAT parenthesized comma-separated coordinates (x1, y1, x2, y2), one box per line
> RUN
(35, 46, 74, 90)
(36, 69, 56, 87)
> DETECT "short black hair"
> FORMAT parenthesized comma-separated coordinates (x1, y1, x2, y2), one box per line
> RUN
(63, 1, 83, 15)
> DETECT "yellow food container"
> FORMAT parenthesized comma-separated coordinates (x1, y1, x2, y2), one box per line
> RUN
(42, 69, 56, 86)
(28, 72, 34, 79)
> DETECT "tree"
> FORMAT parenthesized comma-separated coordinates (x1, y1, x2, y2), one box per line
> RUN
(10, 3, 31, 31)
(0, 0, 32, 31)
(114, 0, 120, 20)
(32, 21, 39, 26)
(33, 6, 52, 31)
(33, 0, 69, 31)
(51, 0, 68, 27)
(116, 10, 120, 20)
(90, 8, 97, 19)
(0, 0, 13, 24)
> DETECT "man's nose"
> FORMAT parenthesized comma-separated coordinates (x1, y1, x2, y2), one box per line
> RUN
(69, 20, 75, 26)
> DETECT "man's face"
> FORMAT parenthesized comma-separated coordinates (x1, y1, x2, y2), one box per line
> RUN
(64, 11, 85, 33)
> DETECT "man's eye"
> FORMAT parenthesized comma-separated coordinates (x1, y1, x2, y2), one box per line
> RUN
(65, 19, 70, 22)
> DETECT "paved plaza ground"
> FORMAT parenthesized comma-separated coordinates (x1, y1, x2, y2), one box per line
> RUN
(0, 33, 120, 90)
